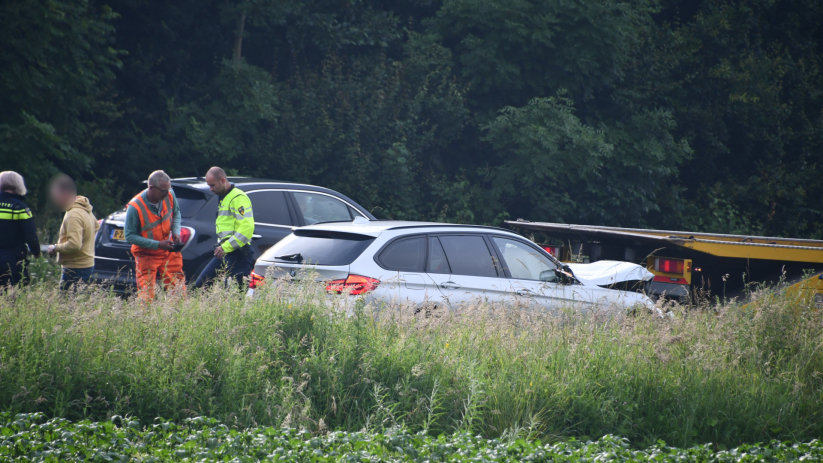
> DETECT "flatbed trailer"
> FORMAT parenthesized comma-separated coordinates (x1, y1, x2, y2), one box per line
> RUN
(506, 220, 823, 307)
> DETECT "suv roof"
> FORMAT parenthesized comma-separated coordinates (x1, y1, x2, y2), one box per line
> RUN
(172, 177, 327, 191)
(138, 176, 376, 220)
(297, 220, 517, 237)
(171, 178, 370, 210)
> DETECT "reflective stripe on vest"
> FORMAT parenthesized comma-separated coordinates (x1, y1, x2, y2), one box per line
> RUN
(129, 192, 174, 241)
(0, 207, 33, 220)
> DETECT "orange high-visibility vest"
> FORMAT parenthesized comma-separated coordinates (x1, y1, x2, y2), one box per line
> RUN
(128, 191, 175, 255)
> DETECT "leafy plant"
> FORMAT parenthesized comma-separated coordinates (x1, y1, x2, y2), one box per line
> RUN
(2, 413, 822, 462)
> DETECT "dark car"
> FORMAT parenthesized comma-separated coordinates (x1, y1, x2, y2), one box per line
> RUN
(92, 177, 376, 291)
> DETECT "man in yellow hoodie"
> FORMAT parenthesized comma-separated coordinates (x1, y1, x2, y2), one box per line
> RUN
(47, 175, 100, 290)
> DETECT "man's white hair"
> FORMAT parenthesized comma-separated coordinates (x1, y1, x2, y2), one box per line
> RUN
(0, 171, 27, 196)
(148, 170, 171, 187)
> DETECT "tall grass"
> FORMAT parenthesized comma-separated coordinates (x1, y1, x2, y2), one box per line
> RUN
(0, 276, 821, 449)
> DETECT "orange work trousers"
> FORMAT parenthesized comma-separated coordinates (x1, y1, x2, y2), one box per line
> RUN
(133, 248, 186, 302)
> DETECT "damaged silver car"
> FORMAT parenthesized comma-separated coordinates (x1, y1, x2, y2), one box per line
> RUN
(249, 220, 656, 312)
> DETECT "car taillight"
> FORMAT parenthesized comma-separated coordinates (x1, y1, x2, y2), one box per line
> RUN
(179, 226, 194, 244)
(325, 275, 380, 295)
(249, 271, 265, 289)
(543, 246, 562, 257)
(654, 258, 684, 274)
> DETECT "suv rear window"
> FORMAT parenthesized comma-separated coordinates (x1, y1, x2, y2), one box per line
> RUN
(267, 230, 375, 266)
(172, 186, 209, 218)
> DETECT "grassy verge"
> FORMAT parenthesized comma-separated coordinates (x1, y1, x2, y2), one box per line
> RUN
(0, 277, 821, 449)
(3, 413, 822, 462)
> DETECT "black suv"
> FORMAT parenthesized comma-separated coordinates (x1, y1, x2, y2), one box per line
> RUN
(93, 177, 376, 291)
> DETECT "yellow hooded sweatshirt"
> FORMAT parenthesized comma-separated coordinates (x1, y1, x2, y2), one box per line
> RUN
(54, 196, 99, 269)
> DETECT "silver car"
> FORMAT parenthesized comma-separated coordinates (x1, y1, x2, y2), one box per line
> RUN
(248, 219, 655, 311)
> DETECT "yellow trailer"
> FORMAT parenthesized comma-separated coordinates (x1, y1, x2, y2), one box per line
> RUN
(505, 220, 823, 307)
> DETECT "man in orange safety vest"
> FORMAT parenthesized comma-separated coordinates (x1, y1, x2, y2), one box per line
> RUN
(124, 170, 185, 301)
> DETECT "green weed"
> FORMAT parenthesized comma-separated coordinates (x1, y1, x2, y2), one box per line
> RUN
(0, 276, 821, 449)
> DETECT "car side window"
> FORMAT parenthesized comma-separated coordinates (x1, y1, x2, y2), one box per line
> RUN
(427, 237, 451, 274)
(247, 190, 292, 225)
(437, 235, 498, 277)
(491, 236, 557, 281)
(378, 236, 426, 271)
(293, 192, 356, 225)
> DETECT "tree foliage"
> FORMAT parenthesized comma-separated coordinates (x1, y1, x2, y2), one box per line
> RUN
(1, 0, 821, 237)
(0, 0, 121, 192)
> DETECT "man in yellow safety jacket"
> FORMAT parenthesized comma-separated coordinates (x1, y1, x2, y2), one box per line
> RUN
(193, 166, 255, 288)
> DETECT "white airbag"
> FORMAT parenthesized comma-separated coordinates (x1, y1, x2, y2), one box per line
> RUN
(565, 260, 653, 287)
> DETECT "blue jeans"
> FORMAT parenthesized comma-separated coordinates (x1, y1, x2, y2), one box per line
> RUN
(60, 266, 94, 291)
(193, 248, 254, 290)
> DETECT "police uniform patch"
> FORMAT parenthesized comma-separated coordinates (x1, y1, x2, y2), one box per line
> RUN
(238, 206, 245, 215)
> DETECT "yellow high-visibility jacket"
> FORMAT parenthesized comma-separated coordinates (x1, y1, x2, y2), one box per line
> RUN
(216, 186, 254, 253)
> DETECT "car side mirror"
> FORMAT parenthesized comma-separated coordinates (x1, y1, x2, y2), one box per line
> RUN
(539, 270, 557, 282)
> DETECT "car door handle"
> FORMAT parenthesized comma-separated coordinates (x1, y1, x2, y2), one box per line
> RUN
(439, 281, 461, 290)
(516, 289, 534, 297)
(252, 234, 262, 240)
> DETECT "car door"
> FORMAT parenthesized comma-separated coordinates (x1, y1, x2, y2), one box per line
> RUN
(372, 235, 437, 305)
(426, 234, 510, 307)
(566, 284, 642, 311)
(488, 236, 572, 311)
(245, 190, 295, 257)
(290, 191, 365, 225)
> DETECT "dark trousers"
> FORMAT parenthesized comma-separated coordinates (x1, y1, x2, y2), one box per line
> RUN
(193, 248, 254, 289)
(60, 266, 94, 291)
(0, 248, 27, 286)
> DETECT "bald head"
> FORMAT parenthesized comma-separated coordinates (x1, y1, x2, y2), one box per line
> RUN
(205, 166, 230, 196)
(207, 166, 227, 180)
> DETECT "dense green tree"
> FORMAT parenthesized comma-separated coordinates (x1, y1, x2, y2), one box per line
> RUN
(625, 0, 823, 237)
(3, 0, 822, 237)
(105, 0, 467, 219)
(428, 0, 657, 106)
(427, 0, 691, 226)
(0, 0, 121, 195)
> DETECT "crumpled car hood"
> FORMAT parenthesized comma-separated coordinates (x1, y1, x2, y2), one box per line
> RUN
(565, 260, 654, 287)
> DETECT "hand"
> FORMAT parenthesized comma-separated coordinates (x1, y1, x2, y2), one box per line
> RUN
(157, 240, 175, 251)
(214, 246, 226, 259)
(172, 234, 182, 245)
(47, 245, 56, 257)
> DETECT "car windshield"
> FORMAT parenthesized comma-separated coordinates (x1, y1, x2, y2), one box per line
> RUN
(265, 230, 375, 266)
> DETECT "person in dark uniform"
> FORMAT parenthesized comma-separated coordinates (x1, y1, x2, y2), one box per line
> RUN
(0, 171, 41, 285)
